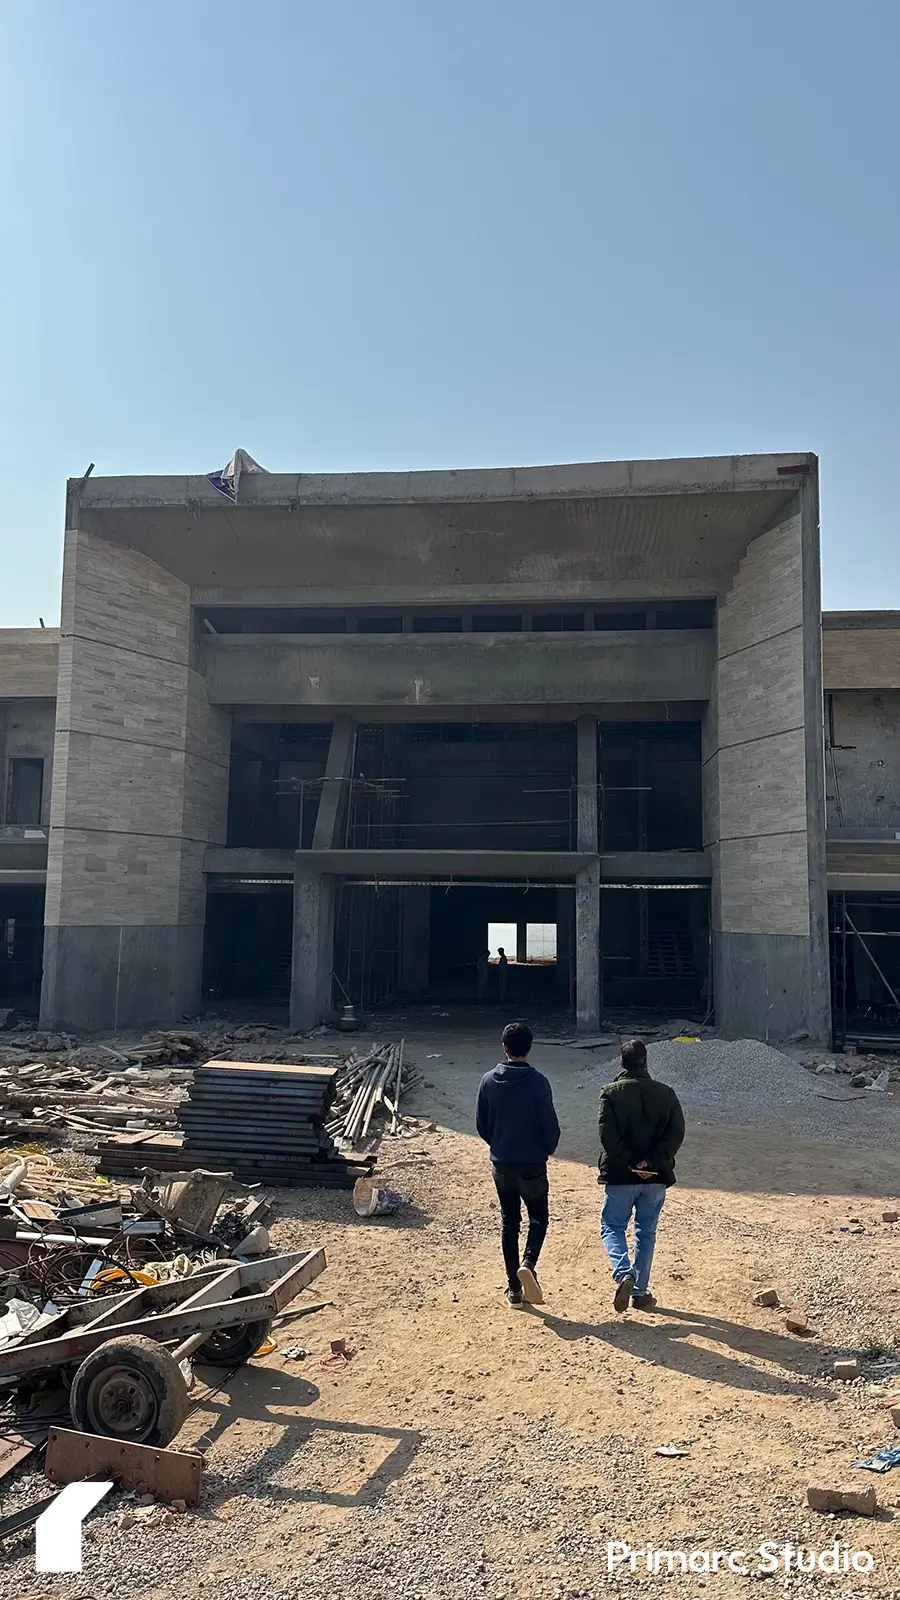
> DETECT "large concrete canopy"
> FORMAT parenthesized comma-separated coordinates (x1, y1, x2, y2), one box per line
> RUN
(73, 455, 807, 600)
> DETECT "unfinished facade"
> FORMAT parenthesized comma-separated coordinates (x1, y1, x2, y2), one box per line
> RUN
(0, 454, 834, 1041)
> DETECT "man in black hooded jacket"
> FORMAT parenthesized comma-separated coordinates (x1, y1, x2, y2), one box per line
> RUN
(598, 1037, 685, 1313)
(476, 1020, 560, 1309)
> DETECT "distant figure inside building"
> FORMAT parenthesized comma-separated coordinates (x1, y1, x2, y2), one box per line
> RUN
(597, 1038, 685, 1313)
(476, 949, 490, 1003)
(476, 1020, 560, 1308)
(496, 947, 509, 1004)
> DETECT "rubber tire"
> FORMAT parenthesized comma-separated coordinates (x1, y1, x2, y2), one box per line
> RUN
(195, 1318, 272, 1367)
(70, 1334, 189, 1447)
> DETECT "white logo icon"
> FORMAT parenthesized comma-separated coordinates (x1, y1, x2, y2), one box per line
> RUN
(35, 1481, 114, 1572)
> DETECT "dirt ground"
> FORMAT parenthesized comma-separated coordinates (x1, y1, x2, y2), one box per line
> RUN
(5, 1022, 900, 1600)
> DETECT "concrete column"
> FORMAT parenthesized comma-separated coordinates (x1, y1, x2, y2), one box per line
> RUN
(575, 863, 601, 1034)
(311, 718, 356, 850)
(290, 864, 335, 1031)
(576, 715, 599, 852)
(400, 887, 430, 994)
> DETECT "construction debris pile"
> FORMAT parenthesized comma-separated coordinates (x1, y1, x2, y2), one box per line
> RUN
(327, 1042, 419, 1145)
(95, 1044, 414, 1187)
(0, 1156, 274, 1328)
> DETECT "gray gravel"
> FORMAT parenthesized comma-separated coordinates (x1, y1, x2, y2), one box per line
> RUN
(0, 1424, 888, 1600)
(581, 1037, 900, 1146)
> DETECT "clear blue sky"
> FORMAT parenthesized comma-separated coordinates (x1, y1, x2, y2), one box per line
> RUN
(1, 0, 897, 625)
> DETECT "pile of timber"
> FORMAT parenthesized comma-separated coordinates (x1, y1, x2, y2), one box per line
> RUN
(326, 1042, 417, 1147)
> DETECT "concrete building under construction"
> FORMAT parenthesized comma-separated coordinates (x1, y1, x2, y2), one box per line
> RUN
(0, 452, 896, 1045)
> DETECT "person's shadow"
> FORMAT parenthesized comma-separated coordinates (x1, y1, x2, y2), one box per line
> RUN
(533, 1303, 834, 1400)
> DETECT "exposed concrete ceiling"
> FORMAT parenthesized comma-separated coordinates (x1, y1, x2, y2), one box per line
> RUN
(80, 488, 799, 599)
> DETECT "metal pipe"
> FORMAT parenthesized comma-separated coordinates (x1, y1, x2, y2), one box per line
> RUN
(845, 912, 900, 1013)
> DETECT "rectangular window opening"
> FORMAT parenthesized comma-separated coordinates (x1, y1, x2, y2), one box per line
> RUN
(526, 923, 557, 963)
(487, 923, 517, 962)
(7, 759, 44, 825)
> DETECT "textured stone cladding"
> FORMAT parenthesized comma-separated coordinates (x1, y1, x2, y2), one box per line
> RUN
(706, 515, 811, 937)
(46, 531, 229, 929)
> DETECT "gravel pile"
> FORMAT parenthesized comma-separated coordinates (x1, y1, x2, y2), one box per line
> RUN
(583, 1037, 900, 1147)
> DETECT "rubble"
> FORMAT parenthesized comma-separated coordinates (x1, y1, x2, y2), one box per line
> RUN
(806, 1483, 877, 1515)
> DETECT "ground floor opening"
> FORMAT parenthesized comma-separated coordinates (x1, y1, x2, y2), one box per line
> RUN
(0, 885, 44, 1009)
(830, 891, 900, 1048)
(201, 874, 710, 1028)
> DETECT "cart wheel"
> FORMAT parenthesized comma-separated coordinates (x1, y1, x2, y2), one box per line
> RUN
(195, 1318, 273, 1367)
(70, 1334, 189, 1447)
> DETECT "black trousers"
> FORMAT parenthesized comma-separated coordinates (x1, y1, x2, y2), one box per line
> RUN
(492, 1163, 550, 1290)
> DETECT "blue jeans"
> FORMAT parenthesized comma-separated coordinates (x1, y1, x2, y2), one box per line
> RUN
(600, 1182, 667, 1295)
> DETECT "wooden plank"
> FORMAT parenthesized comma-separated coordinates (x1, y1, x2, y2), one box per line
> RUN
(198, 1060, 338, 1079)
(45, 1428, 203, 1504)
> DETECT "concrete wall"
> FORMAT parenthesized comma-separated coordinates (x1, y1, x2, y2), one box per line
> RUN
(704, 494, 830, 1041)
(41, 529, 230, 1029)
(0, 700, 56, 826)
(826, 692, 900, 832)
(201, 631, 714, 708)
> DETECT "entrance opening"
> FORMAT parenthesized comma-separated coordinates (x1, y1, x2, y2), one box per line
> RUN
(831, 892, 900, 1047)
(332, 880, 572, 1015)
(202, 882, 293, 1005)
(600, 886, 709, 1016)
(0, 886, 44, 1007)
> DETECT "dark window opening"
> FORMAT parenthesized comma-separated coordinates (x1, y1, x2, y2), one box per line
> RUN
(472, 614, 523, 632)
(357, 616, 403, 633)
(532, 613, 585, 631)
(654, 601, 716, 629)
(594, 612, 646, 631)
(412, 616, 464, 633)
(7, 759, 44, 825)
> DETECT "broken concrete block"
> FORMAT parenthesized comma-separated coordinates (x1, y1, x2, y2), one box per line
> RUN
(850, 1072, 872, 1088)
(883, 1211, 899, 1223)
(840, 1485, 878, 1516)
(754, 1288, 780, 1307)
(833, 1359, 859, 1380)
(807, 1484, 877, 1516)
(785, 1315, 813, 1336)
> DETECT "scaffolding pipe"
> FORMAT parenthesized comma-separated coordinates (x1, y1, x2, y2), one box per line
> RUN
(844, 911, 900, 1014)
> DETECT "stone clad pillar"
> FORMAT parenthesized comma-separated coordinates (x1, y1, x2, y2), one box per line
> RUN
(41, 528, 230, 1029)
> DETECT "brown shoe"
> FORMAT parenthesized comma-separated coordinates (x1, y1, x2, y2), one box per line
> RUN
(632, 1291, 657, 1311)
(613, 1274, 635, 1313)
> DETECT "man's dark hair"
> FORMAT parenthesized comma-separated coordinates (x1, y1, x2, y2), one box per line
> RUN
(502, 1021, 533, 1058)
(621, 1037, 648, 1072)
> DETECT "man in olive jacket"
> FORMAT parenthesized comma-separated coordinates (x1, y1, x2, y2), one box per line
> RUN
(598, 1038, 685, 1313)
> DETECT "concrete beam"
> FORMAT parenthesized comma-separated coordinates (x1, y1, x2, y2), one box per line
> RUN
(76, 454, 816, 512)
(600, 851, 710, 881)
(266, 849, 596, 879)
(310, 718, 355, 849)
(201, 633, 714, 709)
